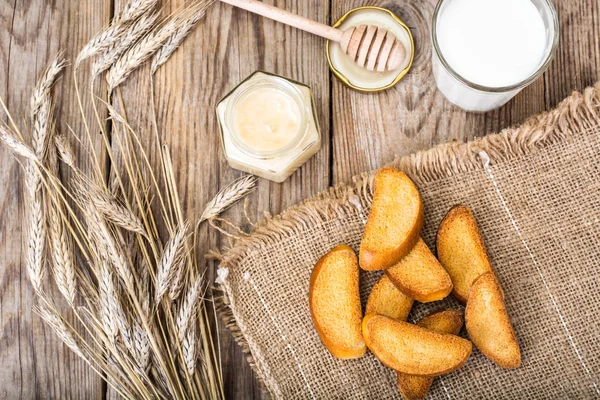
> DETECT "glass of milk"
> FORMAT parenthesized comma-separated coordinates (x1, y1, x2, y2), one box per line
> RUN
(432, 0, 559, 112)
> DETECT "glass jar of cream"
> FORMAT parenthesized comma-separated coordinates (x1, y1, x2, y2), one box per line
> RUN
(216, 71, 321, 183)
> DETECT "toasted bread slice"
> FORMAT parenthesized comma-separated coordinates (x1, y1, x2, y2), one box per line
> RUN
(436, 205, 495, 303)
(360, 168, 424, 271)
(465, 273, 521, 369)
(385, 238, 453, 303)
(418, 309, 464, 335)
(366, 275, 414, 321)
(362, 314, 472, 376)
(397, 310, 464, 400)
(309, 245, 366, 359)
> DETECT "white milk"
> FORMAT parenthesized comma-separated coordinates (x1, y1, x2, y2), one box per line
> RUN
(432, 0, 556, 112)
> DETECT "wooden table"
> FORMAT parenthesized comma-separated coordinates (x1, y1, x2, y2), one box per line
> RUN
(0, 0, 598, 398)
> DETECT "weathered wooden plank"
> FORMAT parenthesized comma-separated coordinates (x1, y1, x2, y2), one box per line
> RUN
(0, 0, 110, 399)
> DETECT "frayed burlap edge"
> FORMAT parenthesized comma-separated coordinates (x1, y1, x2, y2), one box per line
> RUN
(215, 82, 600, 397)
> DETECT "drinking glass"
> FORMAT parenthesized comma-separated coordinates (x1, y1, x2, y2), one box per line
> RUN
(431, 0, 559, 112)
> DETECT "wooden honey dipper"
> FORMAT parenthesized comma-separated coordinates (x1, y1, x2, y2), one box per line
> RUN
(220, 0, 407, 72)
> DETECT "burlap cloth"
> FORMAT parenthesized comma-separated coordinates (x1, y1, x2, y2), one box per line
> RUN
(216, 83, 600, 399)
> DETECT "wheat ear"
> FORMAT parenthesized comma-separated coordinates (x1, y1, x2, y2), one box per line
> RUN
(37, 304, 86, 359)
(182, 325, 197, 375)
(26, 179, 46, 294)
(155, 223, 188, 303)
(77, 185, 137, 292)
(168, 263, 187, 302)
(31, 57, 65, 158)
(176, 275, 203, 343)
(53, 134, 76, 169)
(99, 263, 120, 337)
(76, 24, 129, 67)
(114, 288, 136, 359)
(151, 1, 214, 74)
(107, 3, 212, 90)
(200, 175, 257, 221)
(48, 201, 77, 305)
(133, 317, 151, 371)
(93, 12, 159, 79)
(132, 265, 151, 371)
(88, 182, 147, 237)
(24, 58, 65, 294)
(116, 0, 158, 24)
(0, 125, 38, 160)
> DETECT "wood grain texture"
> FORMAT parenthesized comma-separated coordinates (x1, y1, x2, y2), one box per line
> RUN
(0, 0, 109, 399)
(0, 0, 599, 398)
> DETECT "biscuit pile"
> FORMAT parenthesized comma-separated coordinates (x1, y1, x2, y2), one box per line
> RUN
(309, 168, 521, 400)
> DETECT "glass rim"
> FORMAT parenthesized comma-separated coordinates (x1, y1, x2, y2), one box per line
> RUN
(432, 0, 560, 93)
(224, 74, 308, 159)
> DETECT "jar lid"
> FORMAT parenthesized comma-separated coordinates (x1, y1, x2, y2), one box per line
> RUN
(326, 6, 414, 92)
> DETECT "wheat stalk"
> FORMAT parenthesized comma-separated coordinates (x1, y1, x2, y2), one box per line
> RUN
(176, 275, 204, 343)
(182, 324, 197, 375)
(99, 264, 120, 338)
(0, 125, 38, 160)
(116, 0, 159, 24)
(107, 3, 212, 91)
(37, 304, 86, 359)
(77, 24, 129, 67)
(88, 181, 147, 237)
(48, 200, 77, 305)
(53, 134, 76, 168)
(155, 223, 188, 303)
(151, 1, 214, 74)
(93, 12, 159, 79)
(0, 13, 267, 393)
(200, 175, 257, 221)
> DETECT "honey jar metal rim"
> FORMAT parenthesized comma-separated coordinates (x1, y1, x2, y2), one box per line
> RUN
(326, 6, 415, 93)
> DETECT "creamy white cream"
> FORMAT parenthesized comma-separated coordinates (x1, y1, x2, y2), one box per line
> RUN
(233, 87, 302, 153)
